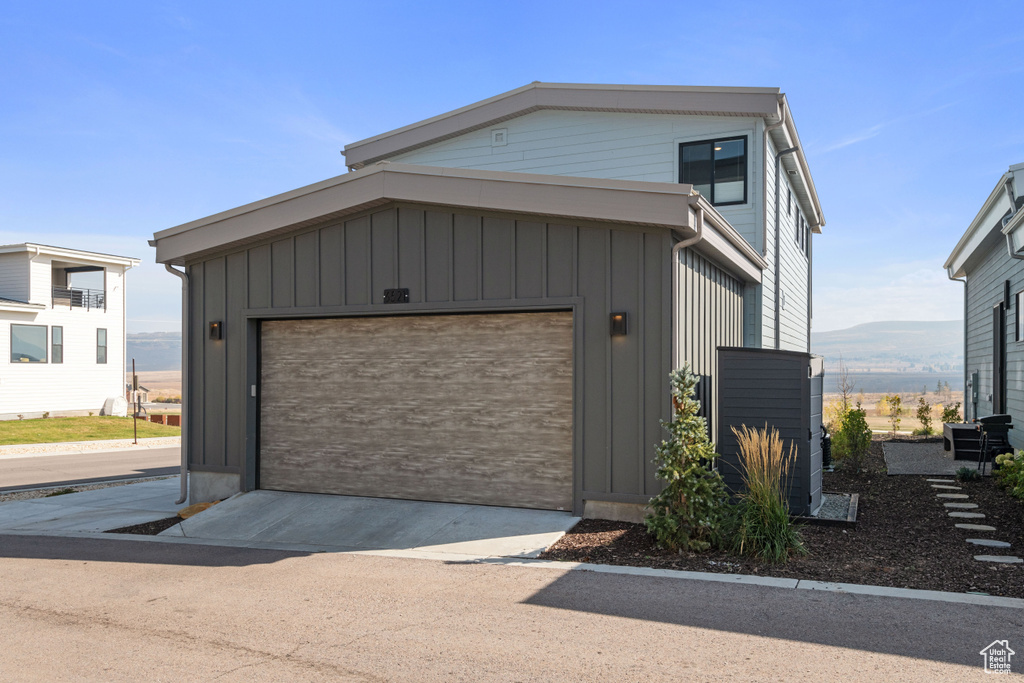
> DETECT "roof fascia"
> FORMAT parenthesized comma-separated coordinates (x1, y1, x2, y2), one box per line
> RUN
(342, 82, 783, 168)
(0, 243, 140, 267)
(153, 164, 702, 264)
(945, 169, 1015, 276)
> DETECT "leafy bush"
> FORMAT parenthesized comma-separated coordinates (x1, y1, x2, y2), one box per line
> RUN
(955, 466, 981, 482)
(645, 364, 729, 552)
(941, 402, 962, 423)
(915, 397, 932, 435)
(727, 425, 806, 563)
(879, 394, 903, 436)
(831, 404, 871, 472)
(995, 452, 1024, 499)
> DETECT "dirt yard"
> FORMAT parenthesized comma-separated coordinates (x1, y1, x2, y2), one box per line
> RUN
(125, 371, 181, 400)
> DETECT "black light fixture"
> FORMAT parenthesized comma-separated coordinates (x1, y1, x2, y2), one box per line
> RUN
(610, 312, 628, 336)
(209, 321, 223, 340)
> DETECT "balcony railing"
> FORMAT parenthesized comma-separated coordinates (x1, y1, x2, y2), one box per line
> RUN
(52, 286, 106, 311)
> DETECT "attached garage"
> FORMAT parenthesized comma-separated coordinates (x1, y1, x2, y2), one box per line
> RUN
(258, 312, 574, 510)
(153, 163, 764, 516)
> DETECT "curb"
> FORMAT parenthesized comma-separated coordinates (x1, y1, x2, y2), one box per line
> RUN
(3, 527, 1023, 610)
(0, 437, 181, 460)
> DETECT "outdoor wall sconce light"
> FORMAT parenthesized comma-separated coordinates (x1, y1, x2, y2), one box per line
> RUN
(610, 312, 628, 336)
(209, 321, 223, 340)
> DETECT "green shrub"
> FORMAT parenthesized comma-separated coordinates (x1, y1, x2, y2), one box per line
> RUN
(955, 466, 981, 482)
(941, 402, 962, 423)
(915, 396, 932, 435)
(831, 405, 871, 472)
(727, 425, 806, 563)
(645, 364, 729, 552)
(995, 452, 1024, 499)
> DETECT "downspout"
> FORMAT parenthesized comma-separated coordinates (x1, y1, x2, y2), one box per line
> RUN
(164, 263, 190, 505)
(947, 266, 968, 422)
(762, 97, 787, 258)
(1003, 179, 1023, 260)
(671, 199, 704, 369)
(773, 145, 800, 349)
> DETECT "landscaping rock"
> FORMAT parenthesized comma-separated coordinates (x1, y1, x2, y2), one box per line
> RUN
(974, 556, 1023, 564)
(926, 479, 956, 483)
(944, 503, 979, 509)
(931, 485, 962, 490)
(955, 523, 997, 531)
(936, 493, 969, 499)
(967, 539, 1012, 548)
(948, 511, 986, 518)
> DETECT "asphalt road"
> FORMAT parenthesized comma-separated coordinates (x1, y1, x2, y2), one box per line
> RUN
(0, 447, 179, 491)
(0, 534, 1017, 681)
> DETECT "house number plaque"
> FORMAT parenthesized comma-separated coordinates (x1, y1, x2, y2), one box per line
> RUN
(382, 288, 410, 304)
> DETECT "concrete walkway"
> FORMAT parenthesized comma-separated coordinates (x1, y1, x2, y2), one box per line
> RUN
(165, 489, 579, 558)
(0, 478, 180, 533)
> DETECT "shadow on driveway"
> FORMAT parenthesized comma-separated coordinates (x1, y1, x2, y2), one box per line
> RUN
(521, 568, 1024, 669)
(0, 466, 179, 493)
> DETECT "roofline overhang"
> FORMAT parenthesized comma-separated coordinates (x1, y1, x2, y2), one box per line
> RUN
(152, 163, 765, 282)
(945, 165, 1023, 277)
(0, 301, 45, 313)
(0, 243, 141, 268)
(340, 82, 824, 231)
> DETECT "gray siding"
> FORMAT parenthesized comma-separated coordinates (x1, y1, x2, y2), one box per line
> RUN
(185, 203, 693, 510)
(964, 233, 1024, 446)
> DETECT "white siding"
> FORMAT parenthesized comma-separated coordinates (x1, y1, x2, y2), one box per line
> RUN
(0, 265, 129, 417)
(0, 253, 30, 302)
(390, 110, 765, 247)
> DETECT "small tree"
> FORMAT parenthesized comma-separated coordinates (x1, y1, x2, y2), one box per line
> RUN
(915, 396, 933, 435)
(941, 402, 962, 423)
(880, 394, 903, 436)
(832, 403, 871, 471)
(836, 353, 854, 414)
(646, 364, 728, 552)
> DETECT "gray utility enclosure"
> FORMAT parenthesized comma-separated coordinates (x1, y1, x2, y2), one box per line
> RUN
(716, 347, 823, 516)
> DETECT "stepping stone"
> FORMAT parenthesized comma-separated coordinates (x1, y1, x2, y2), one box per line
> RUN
(927, 479, 955, 483)
(949, 512, 986, 518)
(974, 555, 1023, 564)
(957, 523, 997, 531)
(945, 502, 979, 509)
(937, 493, 969, 499)
(967, 539, 1012, 548)
(931, 484, 962, 490)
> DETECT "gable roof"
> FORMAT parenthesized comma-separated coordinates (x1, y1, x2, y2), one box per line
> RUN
(152, 162, 766, 282)
(342, 82, 824, 230)
(945, 162, 1024, 278)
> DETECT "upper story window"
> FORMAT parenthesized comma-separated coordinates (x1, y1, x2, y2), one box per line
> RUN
(679, 136, 747, 206)
(97, 328, 107, 364)
(51, 264, 106, 311)
(11, 324, 47, 363)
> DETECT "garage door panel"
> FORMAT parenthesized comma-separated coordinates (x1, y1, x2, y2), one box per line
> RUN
(259, 312, 574, 510)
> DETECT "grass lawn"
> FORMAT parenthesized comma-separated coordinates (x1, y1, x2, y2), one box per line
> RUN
(0, 416, 180, 446)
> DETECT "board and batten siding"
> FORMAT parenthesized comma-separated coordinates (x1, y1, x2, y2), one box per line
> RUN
(388, 110, 766, 251)
(186, 203, 756, 511)
(675, 247, 745, 442)
(964, 232, 1024, 445)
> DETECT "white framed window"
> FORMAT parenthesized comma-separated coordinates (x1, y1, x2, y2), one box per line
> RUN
(11, 324, 47, 363)
(97, 328, 107, 364)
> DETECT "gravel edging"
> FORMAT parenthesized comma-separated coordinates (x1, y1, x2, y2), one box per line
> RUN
(0, 436, 181, 459)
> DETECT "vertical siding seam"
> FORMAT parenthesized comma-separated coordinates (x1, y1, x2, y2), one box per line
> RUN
(221, 257, 228, 467)
(477, 218, 484, 299)
(541, 223, 549, 297)
(447, 214, 454, 302)
(637, 233, 646, 493)
(510, 220, 517, 299)
(605, 229, 613, 494)
(420, 210, 427, 303)
(572, 226, 579, 297)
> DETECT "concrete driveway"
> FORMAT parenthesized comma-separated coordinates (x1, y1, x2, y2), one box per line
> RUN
(164, 489, 579, 558)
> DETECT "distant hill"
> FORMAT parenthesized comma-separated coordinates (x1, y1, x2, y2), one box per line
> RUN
(811, 321, 963, 395)
(126, 332, 181, 372)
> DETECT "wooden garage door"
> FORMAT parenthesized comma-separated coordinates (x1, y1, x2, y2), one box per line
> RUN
(259, 312, 573, 510)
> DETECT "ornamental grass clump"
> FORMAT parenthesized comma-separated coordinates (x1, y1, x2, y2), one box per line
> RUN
(728, 425, 806, 564)
(645, 364, 728, 552)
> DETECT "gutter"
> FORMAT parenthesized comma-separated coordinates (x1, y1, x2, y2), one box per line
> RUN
(773, 145, 800, 349)
(163, 263, 190, 505)
(947, 266, 969, 421)
(1002, 179, 1024, 261)
(671, 200, 704, 368)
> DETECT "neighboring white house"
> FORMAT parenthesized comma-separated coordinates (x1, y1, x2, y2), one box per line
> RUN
(0, 243, 140, 419)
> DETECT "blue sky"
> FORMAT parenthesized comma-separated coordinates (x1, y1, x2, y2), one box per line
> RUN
(2, 1, 1022, 333)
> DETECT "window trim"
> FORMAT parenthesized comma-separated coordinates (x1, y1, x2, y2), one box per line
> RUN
(1017, 291, 1024, 342)
(52, 325, 63, 364)
(11, 324, 48, 364)
(677, 135, 748, 206)
(96, 328, 107, 365)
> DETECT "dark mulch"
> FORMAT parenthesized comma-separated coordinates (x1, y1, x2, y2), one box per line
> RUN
(105, 516, 182, 535)
(541, 438, 1024, 598)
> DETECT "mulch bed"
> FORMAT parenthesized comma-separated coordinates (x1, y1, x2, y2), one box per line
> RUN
(541, 438, 1024, 598)
(105, 517, 182, 535)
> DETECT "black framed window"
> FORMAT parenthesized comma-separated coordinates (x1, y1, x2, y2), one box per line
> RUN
(679, 136, 747, 205)
(11, 324, 47, 363)
(96, 328, 107, 364)
(805, 224, 811, 257)
(787, 188, 792, 215)
(52, 326, 63, 364)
